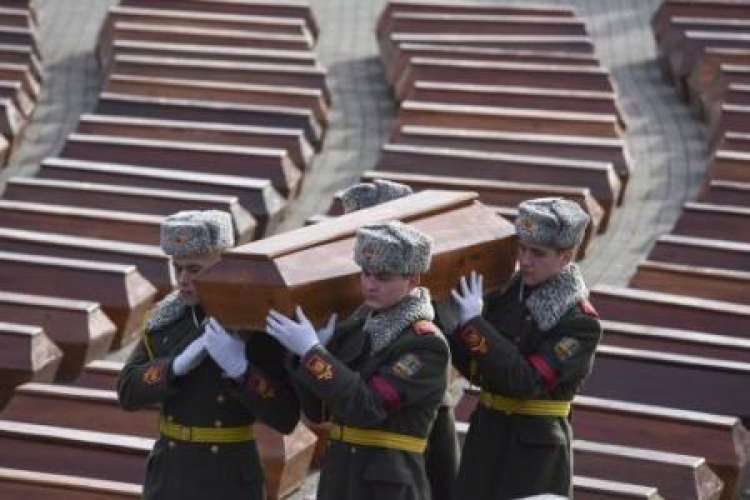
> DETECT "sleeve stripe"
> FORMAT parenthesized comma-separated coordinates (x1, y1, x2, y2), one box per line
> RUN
(527, 355, 557, 392)
(369, 374, 402, 411)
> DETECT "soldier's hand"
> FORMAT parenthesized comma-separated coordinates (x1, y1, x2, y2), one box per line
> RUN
(172, 334, 208, 377)
(317, 313, 338, 346)
(205, 318, 248, 380)
(450, 271, 484, 327)
(265, 306, 320, 356)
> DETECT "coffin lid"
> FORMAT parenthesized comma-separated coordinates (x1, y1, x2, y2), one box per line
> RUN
(197, 190, 517, 329)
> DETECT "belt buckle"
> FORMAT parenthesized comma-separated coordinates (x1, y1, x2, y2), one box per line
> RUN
(180, 426, 191, 441)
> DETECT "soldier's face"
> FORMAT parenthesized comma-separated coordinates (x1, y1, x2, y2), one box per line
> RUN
(517, 241, 574, 287)
(172, 253, 221, 306)
(360, 271, 419, 310)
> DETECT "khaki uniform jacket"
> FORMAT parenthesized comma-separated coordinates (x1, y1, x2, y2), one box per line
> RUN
(117, 306, 300, 500)
(293, 314, 450, 500)
(449, 273, 601, 499)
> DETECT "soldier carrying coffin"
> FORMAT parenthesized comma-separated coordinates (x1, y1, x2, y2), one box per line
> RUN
(266, 218, 450, 500)
(117, 210, 300, 500)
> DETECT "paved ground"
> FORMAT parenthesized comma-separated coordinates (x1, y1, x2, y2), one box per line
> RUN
(2, 1, 717, 498)
(0, 0, 117, 190)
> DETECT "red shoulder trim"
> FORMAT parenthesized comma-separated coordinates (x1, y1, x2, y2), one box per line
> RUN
(412, 320, 438, 336)
(580, 299, 599, 318)
(369, 374, 402, 411)
(527, 355, 557, 392)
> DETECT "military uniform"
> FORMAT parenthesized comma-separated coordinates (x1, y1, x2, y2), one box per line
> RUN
(449, 267, 601, 499)
(341, 179, 461, 500)
(118, 294, 300, 500)
(265, 220, 449, 500)
(292, 288, 449, 500)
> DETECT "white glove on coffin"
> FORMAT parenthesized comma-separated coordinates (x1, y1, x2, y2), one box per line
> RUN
(451, 271, 485, 327)
(317, 313, 338, 347)
(265, 306, 321, 357)
(205, 318, 248, 380)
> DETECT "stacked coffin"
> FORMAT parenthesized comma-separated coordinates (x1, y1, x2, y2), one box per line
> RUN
(340, 0, 634, 262)
(0, 0, 42, 167)
(0, 1, 334, 499)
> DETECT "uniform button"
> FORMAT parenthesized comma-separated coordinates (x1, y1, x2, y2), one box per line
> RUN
(163, 337, 169, 344)
(514, 337, 521, 343)
(350, 447, 356, 454)
(168, 441, 176, 449)
(216, 395, 225, 404)
(210, 445, 219, 454)
(214, 420, 223, 428)
(167, 415, 174, 422)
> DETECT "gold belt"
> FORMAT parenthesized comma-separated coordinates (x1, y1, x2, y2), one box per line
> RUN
(329, 424, 427, 453)
(159, 418, 254, 443)
(479, 391, 571, 417)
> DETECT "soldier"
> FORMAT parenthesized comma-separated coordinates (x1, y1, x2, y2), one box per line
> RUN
(117, 210, 300, 500)
(339, 179, 461, 500)
(265, 220, 450, 500)
(448, 198, 602, 499)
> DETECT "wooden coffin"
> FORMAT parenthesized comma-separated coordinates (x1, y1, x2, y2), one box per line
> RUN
(631, 260, 750, 305)
(38, 157, 286, 239)
(649, 234, 750, 272)
(77, 113, 314, 174)
(0, 468, 141, 499)
(0, 292, 116, 383)
(0, 251, 157, 349)
(73, 360, 123, 391)
(119, 0, 320, 40)
(582, 344, 750, 425)
(197, 190, 517, 329)
(0, 323, 62, 409)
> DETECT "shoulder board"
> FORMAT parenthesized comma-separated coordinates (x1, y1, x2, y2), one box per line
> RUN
(579, 299, 599, 318)
(412, 320, 438, 336)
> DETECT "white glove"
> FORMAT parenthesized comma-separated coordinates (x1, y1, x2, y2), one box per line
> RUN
(204, 318, 248, 380)
(450, 271, 484, 327)
(317, 313, 338, 346)
(265, 306, 320, 356)
(172, 335, 207, 377)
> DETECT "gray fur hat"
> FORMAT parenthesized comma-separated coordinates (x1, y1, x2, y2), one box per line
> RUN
(160, 210, 235, 258)
(341, 179, 413, 214)
(515, 197, 589, 249)
(354, 221, 432, 275)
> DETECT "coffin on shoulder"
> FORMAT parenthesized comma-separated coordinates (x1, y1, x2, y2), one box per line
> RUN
(197, 190, 517, 329)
